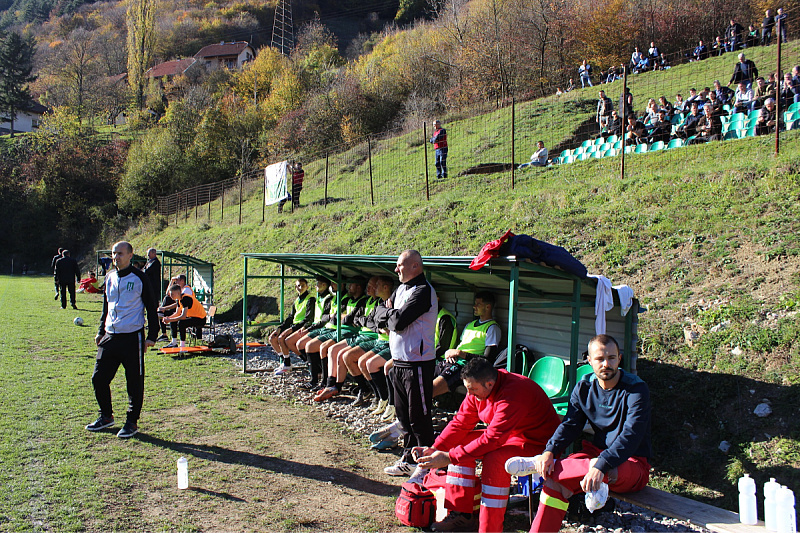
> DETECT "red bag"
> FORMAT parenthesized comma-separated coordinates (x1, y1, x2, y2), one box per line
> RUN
(395, 481, 436, 527)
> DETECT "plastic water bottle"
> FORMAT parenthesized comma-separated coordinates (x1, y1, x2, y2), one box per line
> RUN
(738, 474, 757, 525)
(777, 486, 796, 533)
(177, 457, 189, 489)
(765, 478, 781, 531)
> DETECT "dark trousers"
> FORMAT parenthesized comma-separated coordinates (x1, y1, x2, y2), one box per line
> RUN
(54, 276, 59, 295)
(392, 359, 435, 461)
(59, 282, 76, 308)
(435, 148, 448, 178)
(92, 331, 146, 424)
(170, 317, 205, 340)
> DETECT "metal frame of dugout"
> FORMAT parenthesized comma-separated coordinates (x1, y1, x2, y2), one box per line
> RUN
(95, 250, 215, 306)
(240, 253, 641, 409)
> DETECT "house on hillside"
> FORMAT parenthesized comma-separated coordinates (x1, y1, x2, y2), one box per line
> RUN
(146, 58, 197, 81)
(194, 41, 254, 70)
(0, 101, 48, 135)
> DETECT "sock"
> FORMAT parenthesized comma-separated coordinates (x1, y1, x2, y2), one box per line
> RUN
(387, 372, 394, 406)
(283, 356, 291, 367)
(353, 374, 369, 393)
(298, 348, 307, 362)
(370, 370, 389, 401)
(531, 486, 569, 533)
(326, 376, 337, 388)
(179, 341, 185, 347)
(321, 358, 329, 384)
(367, 377, 380, 398)
(307, 352, 321, 384)
(335, 380, 344, 392)
(172, 338, 177, 343)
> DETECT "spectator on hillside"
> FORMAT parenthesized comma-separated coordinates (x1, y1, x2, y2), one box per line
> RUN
(733, 82, 755, 113)
(579, 60, 593, 88)
(566, 78, 575, 92)
(707, 91, 725, 114)
(597, 90, 614, 130)
(644, 98, 659, 123)
(729, 53, 759, 89)
(674, 93, 687, 113)
(693, 40, 709, 61)
(713, 80, 734, 106)
(762, 9, 775, 46)
(792, 66, 800, 86)
(775, 8, 788, 43)
(556, 87, 564, 95)
(605, 110, 623, 137)
(291, 162, 304, 210)
(625, 115, 648, 145)
(430, 120, 448, 179)
(746, 25, 759, 48)
(648, 42, 660, 63)
(756, 98, 779, 135)
(725, 19, 744, 51)
(630, 48, 643, 71)
(753, 77, 775, 108)
(55, 250, 81, 310)
(676, 102, 703, 139)
(658, 96, 673, 116)
(780, 72, 800, 106)
(605, 67, 618, 84)
(619, 87, 634, 119)
(530, 141, 549, 167)
(634, 54, 650, 73)
(648, 110, 672, 144)
(713, 36, 726, 56)
(688, 103, 723, 144)
(685, 87, 704, 108)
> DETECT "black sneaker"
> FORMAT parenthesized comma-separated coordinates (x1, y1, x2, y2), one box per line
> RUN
(86, 416, 114, 431)
(117, 422, 139, 438)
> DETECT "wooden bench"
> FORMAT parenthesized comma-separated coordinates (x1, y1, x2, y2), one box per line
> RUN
(611, 486, 765, 533)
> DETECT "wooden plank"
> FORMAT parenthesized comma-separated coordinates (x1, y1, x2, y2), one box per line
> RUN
(160, 346, 212, 354)
(611, 487, 765, 533)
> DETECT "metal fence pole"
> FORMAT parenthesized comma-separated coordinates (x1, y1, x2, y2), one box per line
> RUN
(620, 66, 628, 180)
(207, 188, 211, 221)
(262, 170, 266, 223)
(368, 137, 375, 206)
(423, 122, 429, 199)
(775, 20, 782, 156)
(221, 183, 225, 222)
(238, 173, 243, 225)
(324, 152, 329, 207)
(511, 98, 516, 190)
(195, 188, 198, 220)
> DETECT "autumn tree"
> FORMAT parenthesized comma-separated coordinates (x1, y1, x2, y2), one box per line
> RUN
(127, 0, 156, 109)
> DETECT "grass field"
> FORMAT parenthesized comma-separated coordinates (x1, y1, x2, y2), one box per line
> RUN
(0, 275, 410, 532)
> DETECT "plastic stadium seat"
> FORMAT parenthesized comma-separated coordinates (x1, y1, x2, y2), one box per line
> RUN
(580, 139, 593, 149)
(560, 149, 572, 159)
(593, 150, 604, 159)
(729, 112, 746, 126)
(607, 148, 618, 157)
(748, 109, 760, 122)
(606, 134, 618, 144)
(562, 155, 575, 164)
(585, 144, 598, 154)
(723, 129, 740, 140)
(578, 152, 592, 161)
(598, 142, 611, 152)
(574, 146, 586, 155)
(670, 114, 683, 125)
(527, 356, 567, 398)
(612, 140, 622, 150)
(745, 126, 756, 137)
(787, 101, 800, 114)
(635, 142, 649, 153)
(666, 138, 683, 149)
(648, 141, 665, 151)
(575, 364, 594, 382)
(594, 137, 605, 146)
(723, 104, 732, 113)
(625, 145, 635, 154)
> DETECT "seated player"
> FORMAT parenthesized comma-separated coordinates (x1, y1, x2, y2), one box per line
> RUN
(269, 278, 315, 376)
(432, 291, 501, 398)
(506, 334, 652, 533)
(156, 286, 177, 342)
(162, 284, 207, 349)
(414, 357, 561, 533)
(284, 276, 333, 388)
(77, 271, 103, 294)
(315, 276, 395, 403)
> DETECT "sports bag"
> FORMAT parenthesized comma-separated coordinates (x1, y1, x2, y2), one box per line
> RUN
(395, 481, 436, 527)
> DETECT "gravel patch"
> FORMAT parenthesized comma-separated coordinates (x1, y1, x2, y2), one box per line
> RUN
(210, 321, 710, 533)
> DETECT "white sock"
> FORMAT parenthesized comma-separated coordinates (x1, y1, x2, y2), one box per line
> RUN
(179, 341, 185, 347)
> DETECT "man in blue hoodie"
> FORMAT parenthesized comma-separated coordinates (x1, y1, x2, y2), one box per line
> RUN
(86, 241, 159, 439)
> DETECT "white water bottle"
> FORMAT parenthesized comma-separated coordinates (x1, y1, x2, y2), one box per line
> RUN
(177, 457, 189, 489)
(765, 478, 780, 531)
(777, 486, 796, 533)
(738, 474, 757, 525)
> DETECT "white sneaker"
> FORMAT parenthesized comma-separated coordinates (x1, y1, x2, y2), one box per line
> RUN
(380, 405, 396, 421)
(273, 364, 291, 376)
(505, 455, 542, 476)
(408, 465, 429, 485)
(164, 341, 178, 349)
(370, 398, 389, 415)
(369, 419, 406, 443)
(384, 458, 414, 476)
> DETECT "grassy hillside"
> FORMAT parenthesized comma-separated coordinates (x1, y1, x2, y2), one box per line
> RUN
(120, 46, 800, 511)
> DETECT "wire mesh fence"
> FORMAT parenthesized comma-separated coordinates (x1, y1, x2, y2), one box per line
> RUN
(156, 31, 800, 226)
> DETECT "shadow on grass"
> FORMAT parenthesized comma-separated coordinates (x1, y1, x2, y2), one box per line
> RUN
(138, 434, 399, 497)
(639, 359, 800, 510)
(190, 487, 247, 502)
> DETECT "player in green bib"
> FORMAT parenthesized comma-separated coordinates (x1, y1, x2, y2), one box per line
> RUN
(285, 276, 333, 387)
(270, 278, 315, 375)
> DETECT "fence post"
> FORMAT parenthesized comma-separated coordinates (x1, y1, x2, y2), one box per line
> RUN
(423, 122, 429, 199)
(207, 188, 211, 221)
(262, 168, 266, 223)
(175, 195, 179, 227)
(775, 20, 782, 156)
(620, 66, 628, 180)
(324, 152, 329, 207)
(195, 188, 198, 221)
(238, 172, 243, 225)
(221, 183, 225, 222)
(511, 98, 516, 190)
(368, 136, 375, 206)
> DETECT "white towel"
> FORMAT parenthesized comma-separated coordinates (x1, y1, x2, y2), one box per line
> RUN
(588, 274, 613, 335)
(613, 285, 634, 316)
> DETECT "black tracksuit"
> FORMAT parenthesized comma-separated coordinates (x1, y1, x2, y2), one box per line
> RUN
(55, 256, 80, 308)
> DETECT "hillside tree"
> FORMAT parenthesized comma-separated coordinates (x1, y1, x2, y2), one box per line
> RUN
(126, 0, 156, 109)
(0, 32, 36, 137)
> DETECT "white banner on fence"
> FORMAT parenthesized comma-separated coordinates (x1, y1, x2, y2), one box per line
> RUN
(264, 161, 289, 205)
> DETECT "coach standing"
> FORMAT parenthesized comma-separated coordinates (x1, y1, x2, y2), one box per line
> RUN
(374, 250, 437, 484)
(55, 249, 81, 310)
(86, 241, 158, 439)
(143, 247, 162, 300)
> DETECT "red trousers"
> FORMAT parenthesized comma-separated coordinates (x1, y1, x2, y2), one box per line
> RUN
(530, 441, 650, 533)
(443, 430, 540, 533)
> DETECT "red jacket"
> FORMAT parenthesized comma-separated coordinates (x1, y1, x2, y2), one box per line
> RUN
(434, 369, 561, 463)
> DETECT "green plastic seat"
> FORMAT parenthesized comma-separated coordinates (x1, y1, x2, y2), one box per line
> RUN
(580, 139, 593, 149)
(585, 144, 598, 154)
(612, 140, 622, 150)
(634, 142, 649, 154)
(606, 134, 618, 144)
(648, 141, 665, 152)
(578, 152, 591, 161)
(666, 138, 683, 149)
(729, 112, 746, 126)
(594, 137, 605, 146)
(527, 356, 567, 398)
(724, 129, 740, 140)
(562, 155, 575, 164)
(575, 364, 594, 382)
(560, 149, 572, 159)
(787, 101, 800, 114)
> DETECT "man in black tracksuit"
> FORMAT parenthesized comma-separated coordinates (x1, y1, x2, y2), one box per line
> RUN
(55, 250, 81, 310)
(373, 249, 438, 485)
(143, 248, 162, 300)
(51, 248, 63, 300)
(86, 241, 159, 439)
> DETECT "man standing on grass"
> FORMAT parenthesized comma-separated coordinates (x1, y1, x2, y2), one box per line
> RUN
(55, 250, 81, 310)
(505, 334, 651, 533)
(430, 120, 448, 179)
(51, 247, 63, 300)
(86, 241, 158, 439)
(143, 248, 161, 300)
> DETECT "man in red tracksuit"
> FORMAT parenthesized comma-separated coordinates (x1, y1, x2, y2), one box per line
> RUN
(430, 120, 448, 179)
(415, 357, 561, 532)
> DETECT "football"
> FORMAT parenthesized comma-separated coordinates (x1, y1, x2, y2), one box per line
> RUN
(74, 317, 84, 326)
